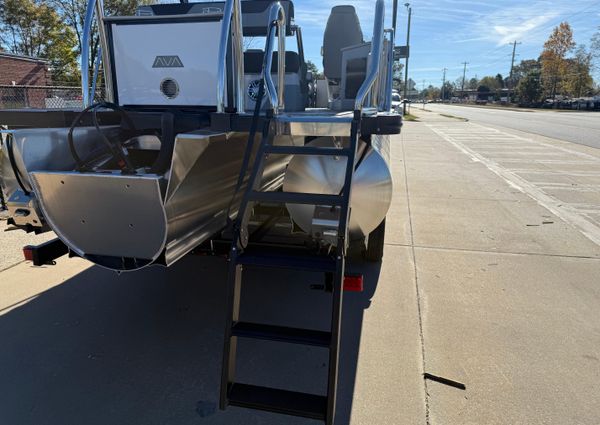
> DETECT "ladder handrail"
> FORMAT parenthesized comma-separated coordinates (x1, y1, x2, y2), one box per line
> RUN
(261, 2, 286, 114)
(354, 0, 385, 112)
(217, 0, 245, 113)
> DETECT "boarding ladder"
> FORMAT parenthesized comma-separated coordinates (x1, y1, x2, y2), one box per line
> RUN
(219, 1, 391, 423)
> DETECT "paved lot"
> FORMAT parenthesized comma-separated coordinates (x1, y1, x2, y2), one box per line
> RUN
(1, 109, 599, 424)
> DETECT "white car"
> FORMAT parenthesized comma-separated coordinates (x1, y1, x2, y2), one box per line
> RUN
(391, 93, 402, 113)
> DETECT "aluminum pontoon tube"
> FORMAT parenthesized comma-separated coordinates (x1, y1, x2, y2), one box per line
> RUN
(283, 135, 393, 242)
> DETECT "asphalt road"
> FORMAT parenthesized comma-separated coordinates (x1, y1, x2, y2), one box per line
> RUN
(425, 104, 600, 149)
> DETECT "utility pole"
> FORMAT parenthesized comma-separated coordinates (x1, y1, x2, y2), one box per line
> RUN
(460, 61, 468, 101)
(403, 3, 412, 115)
(508, 40, 521, 103)
(441, 67, 447, 102)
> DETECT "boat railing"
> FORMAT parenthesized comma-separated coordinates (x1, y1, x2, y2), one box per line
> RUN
(261, 2, 286, 114)
(355, 0, 386, 113)
(81, 0, 112, 107)
(217, 0, 245, 113)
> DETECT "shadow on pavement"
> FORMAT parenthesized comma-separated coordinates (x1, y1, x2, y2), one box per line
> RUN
(0, 254, 381, 425)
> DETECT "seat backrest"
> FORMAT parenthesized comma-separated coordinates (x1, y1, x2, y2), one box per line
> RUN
(243, 50, 301, 74)
(323, 6, 363, 81)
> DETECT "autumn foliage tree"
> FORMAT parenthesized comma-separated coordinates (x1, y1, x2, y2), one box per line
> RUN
(540, 22, 575, 100)
(0, 0, 78, 83)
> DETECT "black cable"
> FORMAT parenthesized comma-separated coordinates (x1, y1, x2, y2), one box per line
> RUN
(5, 134, 30, 196)
(225, 78, 266, 223)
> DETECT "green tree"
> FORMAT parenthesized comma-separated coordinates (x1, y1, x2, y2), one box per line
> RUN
(495, 73, 504, 88)
(479, 76, 501, 90)
(541, 22, 575, 99)
(0, 0, 78, 83)
(49, 0, 153, 82)
(515, 70, 542, 104)
(305, 60, 324, 80)
(440, 81, 454, 100)
(591, 27, 600, 74)
(392, 61, 404, 90)
(466, 77, 478, 90)
(563, 45, 593, 97)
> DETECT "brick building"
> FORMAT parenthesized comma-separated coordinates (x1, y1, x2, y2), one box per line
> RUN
(0, 52, 50, 108)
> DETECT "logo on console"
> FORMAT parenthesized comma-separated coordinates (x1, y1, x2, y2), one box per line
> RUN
(152, 56, 184, 68)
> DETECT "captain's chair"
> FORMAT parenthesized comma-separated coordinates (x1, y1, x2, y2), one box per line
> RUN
(244, 50, 308, 112)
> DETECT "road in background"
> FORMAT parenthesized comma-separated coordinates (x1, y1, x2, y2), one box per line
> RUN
(425, 104, 600, 149)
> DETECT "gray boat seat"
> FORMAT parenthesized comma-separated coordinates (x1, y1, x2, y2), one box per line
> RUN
(323, 6, 364, 82)
(243, 50, 307, 112)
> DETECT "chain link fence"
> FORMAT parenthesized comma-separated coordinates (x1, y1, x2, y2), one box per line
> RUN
(0, 85, 105, 109)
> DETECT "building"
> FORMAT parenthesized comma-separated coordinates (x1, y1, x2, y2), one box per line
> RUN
(0, 52, 50, 108)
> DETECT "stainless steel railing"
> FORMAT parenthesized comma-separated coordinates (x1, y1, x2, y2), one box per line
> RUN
(81, 0, 112, 107)
(262, 2, 286, 114)
(216, 0, 245, 113)
(354, 0, 386, 112)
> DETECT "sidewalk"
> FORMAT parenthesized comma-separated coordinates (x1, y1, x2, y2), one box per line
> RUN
(394, 110, 600, 424)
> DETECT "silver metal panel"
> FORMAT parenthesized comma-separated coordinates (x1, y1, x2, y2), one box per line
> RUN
(112, 20, 222, 106)
(30, 172, 168, 261)
(283, 135, 393, 240)
(1, 127, 111, 194)
(163, 131, 299, 266)
(274, 112, 353, 136)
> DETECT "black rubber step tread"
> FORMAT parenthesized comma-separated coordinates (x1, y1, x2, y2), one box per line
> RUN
(236, 252, 337, 272)
(228, 383, 327, 421)
(232, 322, 331, 347)
(248, 191, 343, 206)
(265, 145, 351, 156)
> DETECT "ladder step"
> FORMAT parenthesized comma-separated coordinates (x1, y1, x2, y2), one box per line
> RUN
(232, 322, 331, 347)
(265, 145, 351, 156)
(237, 252, 337, 272)
(228, 383, 327, 421)
(248, 191, 343, 206)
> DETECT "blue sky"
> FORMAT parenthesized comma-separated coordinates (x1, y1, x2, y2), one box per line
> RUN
(294, 0, 600, 87)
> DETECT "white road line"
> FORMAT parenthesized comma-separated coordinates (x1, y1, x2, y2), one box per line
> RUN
(427, 123, 600, 247)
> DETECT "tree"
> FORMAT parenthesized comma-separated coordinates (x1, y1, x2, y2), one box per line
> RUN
(479, 76, 501, 91)
(0, 0, 78, 83)
(49, 0, 152, 81)
(515, 70, 543, 104)
(591, 27, 600, 73)
(495, 73, 504, 88)
(467, 77, 478, 90)
(540, 22, 575, 99)
(563, 45, 593, 97)
(305, 60, 324, 80)
(440, 81, 454, 100)
(392, 61, 404, 90)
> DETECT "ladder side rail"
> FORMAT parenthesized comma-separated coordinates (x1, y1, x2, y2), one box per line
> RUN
(262, 2, 287, 114)
(217, 0, 245, 113)
(354, 0, 386, 112)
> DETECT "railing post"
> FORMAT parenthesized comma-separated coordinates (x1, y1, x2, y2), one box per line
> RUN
(354, 0, 385, 113)
(81, 0, 96, 107)
(217, 0, 245, 113)
(262, 2, 286, 114)
(81, 0, 111, 108)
